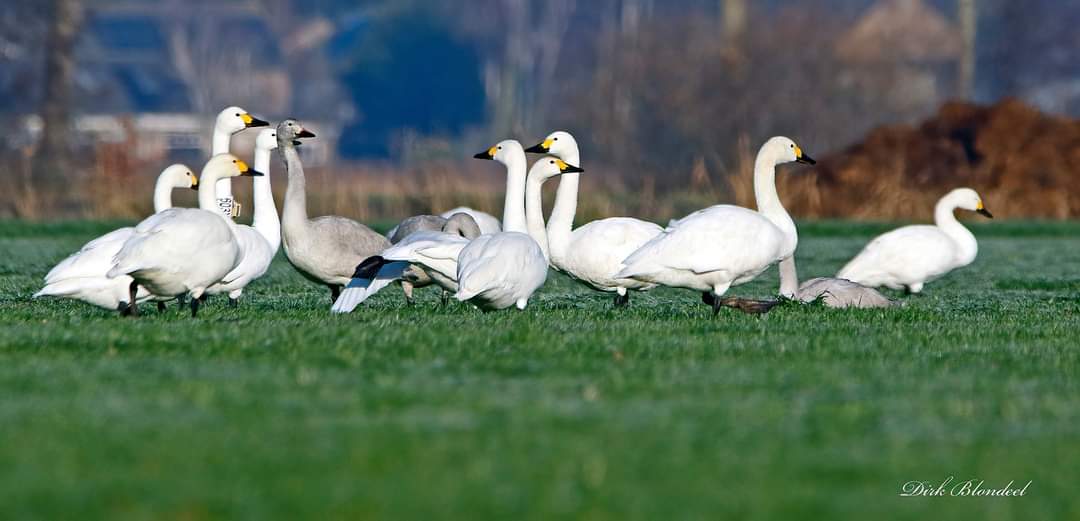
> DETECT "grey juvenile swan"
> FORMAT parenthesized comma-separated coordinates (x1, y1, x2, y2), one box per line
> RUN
(278, 119, 390, 301)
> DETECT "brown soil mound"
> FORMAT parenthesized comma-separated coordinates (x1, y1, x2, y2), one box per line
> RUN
(783, 98, 1080, 219)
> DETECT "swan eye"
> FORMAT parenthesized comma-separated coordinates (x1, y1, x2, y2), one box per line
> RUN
(234, 113, 240, 117)
(497, 146, 502, 150)
(553, 137, 559, 141)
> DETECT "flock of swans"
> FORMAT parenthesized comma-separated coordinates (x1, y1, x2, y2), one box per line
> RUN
(34, 106, 994, 317)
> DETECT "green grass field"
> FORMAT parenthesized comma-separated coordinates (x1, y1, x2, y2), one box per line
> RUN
(1, 219, 1078, 520)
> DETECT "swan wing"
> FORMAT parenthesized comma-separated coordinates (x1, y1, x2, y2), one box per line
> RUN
(838, 225, 956, 283)
(44, 227, 134, 283)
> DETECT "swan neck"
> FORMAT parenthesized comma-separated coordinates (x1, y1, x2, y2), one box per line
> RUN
(754, 149, 797, 255)
(547, 148, 580, 263)
(934, 196, 977, 264)
(281, 145, 309, 232)
(501, 154, 528, 234)
(252, 147, 281, 252)
(197, 172, 223, 211)
(525, 174, 551, 262)
(778, 256, 799, 298)
(152, 176, 174, 213)
(212, 128, 233, 199)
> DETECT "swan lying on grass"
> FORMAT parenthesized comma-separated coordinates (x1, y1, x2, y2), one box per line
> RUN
(837, 188, 992, 294)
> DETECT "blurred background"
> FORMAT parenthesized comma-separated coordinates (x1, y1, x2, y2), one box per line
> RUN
(3, 0, 1079, 222)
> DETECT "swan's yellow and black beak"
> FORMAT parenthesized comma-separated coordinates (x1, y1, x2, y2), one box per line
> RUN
(189, 175, 199, 191)
(556, 159, 584, 174)
(234, 159, 264, 177)
(241, 113, 270, 128)
(473, 146, 497, 160)
(794, 145, 816, 165)
(976, 201, 993, 219)
(525, 138, 553, 154)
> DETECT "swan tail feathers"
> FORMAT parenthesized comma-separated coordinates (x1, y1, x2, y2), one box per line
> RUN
(331, 261, 408, 313)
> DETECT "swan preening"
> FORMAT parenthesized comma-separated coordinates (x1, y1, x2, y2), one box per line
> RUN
(106, 154, 264, 317)
(837, 188, 992, 293)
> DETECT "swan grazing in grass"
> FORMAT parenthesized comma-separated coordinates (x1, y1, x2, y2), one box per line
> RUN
(439, 207, 501, 235)
(278, 119, 390, 302)
(330, 213, 482, 313)
(777, 257, 896, 308)
(107, 154, 263, 317)
(34, 165, 198, 311)
(615, 136, 815, 314)
(454, 150, 580, 311)
(210, 106, 269, 218)
(204, 128, 281, 305)
(524, 131, 663, 307)
(837, 188, 993, 293)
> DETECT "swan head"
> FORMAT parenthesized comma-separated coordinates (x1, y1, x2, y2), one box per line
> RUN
(443, 212, 482, 239)
(764, 136, 815, 166)
(473, 139, 524, 165)
(528, 156, 584, 183)
(160, 164, 199, 191)
(255, 128, 279, 152)
(276, 118, 316, 147)
(201, 154, 265, 184)
(215, 106, 269, 134)
(946, 188, 993, 218)
(524, 131, 578, 160)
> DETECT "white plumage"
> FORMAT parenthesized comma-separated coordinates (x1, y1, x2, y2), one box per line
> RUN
(616, 137, 815, 307)
(34, 164, 197, 310)
(455, 232, 548, 311)
(107, 154, 262, 316)
(837, 188, 992, 293)
(439, 207, 501, 235)
(524, 131, 662, 305)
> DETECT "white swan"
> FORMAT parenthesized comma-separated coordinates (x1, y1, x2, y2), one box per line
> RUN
(210, 106, 269, 218)
(836, 188, 992, 293)
(439, 207, 501, 235)
(107, 154, 263, 317)
(278, 119, 390, 302)
(615, 136, 816, 313)
(34, 164, 198, 311)
(454, 150, 579, 311)
(330, 213, 481, 313)
(524, 131, 663, 306)
(204, 127, 281, 305)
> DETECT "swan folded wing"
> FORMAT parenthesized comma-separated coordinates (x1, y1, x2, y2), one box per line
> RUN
(218, 227, 272, 285)
(382, 231, 469, 281)
(309, 216, 390, 279)
(44, 228, 134, 283)
(110, 210, 232, 277)
(840, 226, 955, 281)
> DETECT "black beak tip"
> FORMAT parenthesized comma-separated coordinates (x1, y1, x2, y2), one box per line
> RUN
(245, 170, 266, 177)
(565, 165, 585, 174)
(189, 184, 199, 191)
(297, 129, 316, 138)
(524, 144, 547, 154)
(473, 151, 493, 160)
(798, 155, 817, 165)
(248, 117, 270, 128)
(977, 208, 993, 219)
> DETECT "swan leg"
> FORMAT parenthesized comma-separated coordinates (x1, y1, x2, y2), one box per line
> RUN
(613, 290, 630, 308)
(328, 285, 341, 303)
(228, 298, 238, 308)
(402, 281, 415, 306)
(177, 295, 187, 309)
(157, 302, 166, 312)
(440, 289, 450, 307)
(126, 281, 140, 317)
(190, 296, 200, 318)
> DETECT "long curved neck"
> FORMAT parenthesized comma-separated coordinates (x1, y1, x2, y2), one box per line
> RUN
(212, 127, 233, 199)
(501, 153, 528, 234)
(934, 196, 978, 265)
(754, 148, 797, 257)
(525, 173, 551, 262)
(281, 145, 309, 231)
(252, 146, 281, 253)
(197, 173, 223, 211)
(546, 147, 580, 264)
(152, 177, 175, 213)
